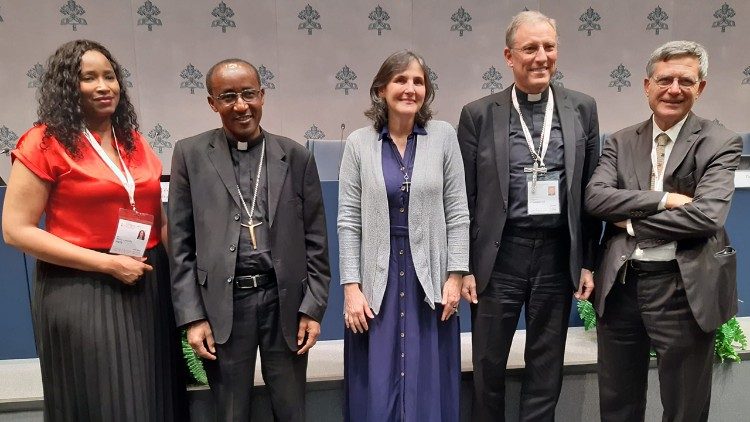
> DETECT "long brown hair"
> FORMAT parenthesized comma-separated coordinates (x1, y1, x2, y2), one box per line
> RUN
(364, 50, 435, 132)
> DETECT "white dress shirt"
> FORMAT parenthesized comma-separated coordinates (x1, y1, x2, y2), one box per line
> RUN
(627, 114, 689, 261)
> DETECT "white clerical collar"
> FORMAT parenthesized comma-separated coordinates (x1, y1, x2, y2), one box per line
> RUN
(514, 84, 549, 103)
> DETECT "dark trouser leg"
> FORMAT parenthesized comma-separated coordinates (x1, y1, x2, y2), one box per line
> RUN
(637, 268, 715, 422)
(257, 287, 308, 422)
(204, 289, 261, 422)
(472, 238, 530, 422)
(597, 267, 651, 422)
(519, 236, 572, 422)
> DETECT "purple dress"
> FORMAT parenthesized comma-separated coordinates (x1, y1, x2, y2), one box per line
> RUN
(344, 126, 461, 422)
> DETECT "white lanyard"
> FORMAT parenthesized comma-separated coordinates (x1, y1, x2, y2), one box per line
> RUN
(511, 85, 554, 168)
(83, 128, 137, 210)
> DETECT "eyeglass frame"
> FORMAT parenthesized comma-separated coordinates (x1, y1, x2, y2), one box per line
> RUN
(510, 42, 558, 57)
(212, 88, 264, 106)
(650, 76, 701, 89)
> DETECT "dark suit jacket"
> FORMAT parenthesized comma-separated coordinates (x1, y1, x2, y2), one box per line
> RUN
(457, 85, 600, 294)
(585, 113, 741, 332)
(168, 128, 330, 350)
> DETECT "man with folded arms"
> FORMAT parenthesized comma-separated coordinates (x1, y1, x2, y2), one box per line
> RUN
(585, 41, 742, 422)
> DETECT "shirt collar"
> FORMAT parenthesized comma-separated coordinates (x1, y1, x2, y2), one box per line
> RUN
(225, 129, 264, 151)
(651, 114, 688, 143)
(514, 84, 550, 104)
(379, 123, 427, 141)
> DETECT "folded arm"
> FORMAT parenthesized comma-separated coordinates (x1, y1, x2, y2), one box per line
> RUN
(585, 135, 665, 222)
(632, 135, 742, 245)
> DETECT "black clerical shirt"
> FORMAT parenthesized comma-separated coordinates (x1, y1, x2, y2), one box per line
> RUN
(507, 88, 567, 228)
(227, 133, 274, 275)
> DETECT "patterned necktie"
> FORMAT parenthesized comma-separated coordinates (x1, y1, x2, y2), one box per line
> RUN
(650, 132, 671, 190)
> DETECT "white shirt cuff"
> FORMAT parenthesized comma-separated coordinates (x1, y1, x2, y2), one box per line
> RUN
(626, 219, 634, 236)
(658, 193, 668, 211)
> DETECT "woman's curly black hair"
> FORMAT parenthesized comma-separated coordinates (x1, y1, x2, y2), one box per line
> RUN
(37, 39, 139, 156)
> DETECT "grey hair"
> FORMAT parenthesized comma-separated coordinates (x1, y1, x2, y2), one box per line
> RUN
(505, 10, 557, 48)
(646, 41, 709, 80)
(364, 50, 435, 132)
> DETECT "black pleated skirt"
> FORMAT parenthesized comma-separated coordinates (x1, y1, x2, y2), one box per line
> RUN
(33, 245, 189, 422)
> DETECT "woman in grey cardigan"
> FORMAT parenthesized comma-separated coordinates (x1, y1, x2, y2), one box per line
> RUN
(338, 50, 470, 422)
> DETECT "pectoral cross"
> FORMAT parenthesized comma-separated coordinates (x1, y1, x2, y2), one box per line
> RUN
(400, 181, 411, 192)
(241, 219, 263, 250)
(524, 161, 547, 193)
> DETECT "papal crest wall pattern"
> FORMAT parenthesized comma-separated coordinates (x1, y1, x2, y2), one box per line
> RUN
(0, 0, 748, 179)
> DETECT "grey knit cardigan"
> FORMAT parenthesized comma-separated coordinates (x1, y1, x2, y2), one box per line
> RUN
(337, 120, 470, 315)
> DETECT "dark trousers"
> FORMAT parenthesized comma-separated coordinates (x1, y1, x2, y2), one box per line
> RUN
(204, 284, 308, 422)
(472, 230, 572, 422)
(597, 261, 715, 422)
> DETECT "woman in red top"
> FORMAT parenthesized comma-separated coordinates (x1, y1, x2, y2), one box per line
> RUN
(1, 40, 187, 421)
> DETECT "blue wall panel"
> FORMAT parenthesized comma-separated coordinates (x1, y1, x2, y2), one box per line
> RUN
(1, 185, 748, 356)
(0, 187, 37, 359)
(725, 189, 750, 317)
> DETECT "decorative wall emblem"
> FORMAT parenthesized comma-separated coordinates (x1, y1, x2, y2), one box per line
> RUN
(646, 6, 668, 35)
(148, 124, 172, 153)
(298, 4, 321, 35)
(0, 126, 18, 152)
(211, 1, 235, 33)
(60, 0, 87, 31)
(482, 66, 503, 94)
(27, 63, 45, 88)
(304, 124, 326, 141)
(609, 64, 631, 92)
(712, 3, 735, 32)
(551, 70, 564, 87)
(335, 65, 358, 95)
(742, 66, 750, 85)
(258, 65, 276, 89)
(368, 5, 391, 35)
(450, 7, 472, 37)
(180, 64, 204, 94)
(122, 67, 133, 88)
(425, 65, 438, 90)
(578, 7, 601, 36)
(137, 1, 162, 31)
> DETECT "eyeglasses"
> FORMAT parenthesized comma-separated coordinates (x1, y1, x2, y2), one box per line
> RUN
(214, 89, 262, 105)
(652, 76, 700, 89)
(512, 43, 557, 56)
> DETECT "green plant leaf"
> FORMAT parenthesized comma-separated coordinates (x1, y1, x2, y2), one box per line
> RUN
(182, 330, 208, 385)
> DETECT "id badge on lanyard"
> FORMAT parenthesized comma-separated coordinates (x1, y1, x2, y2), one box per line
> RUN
(527, 171, 561, 215)
(83, 128, 154, 257)
(111, 209, 154, 256)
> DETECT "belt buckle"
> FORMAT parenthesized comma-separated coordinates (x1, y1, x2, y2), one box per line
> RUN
(235, 275, 260, 289)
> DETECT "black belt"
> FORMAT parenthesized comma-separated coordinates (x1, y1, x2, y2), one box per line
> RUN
(628, 259, 678, 272)
(503, 225, 567, 239)
(234, 273, 276, 289)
